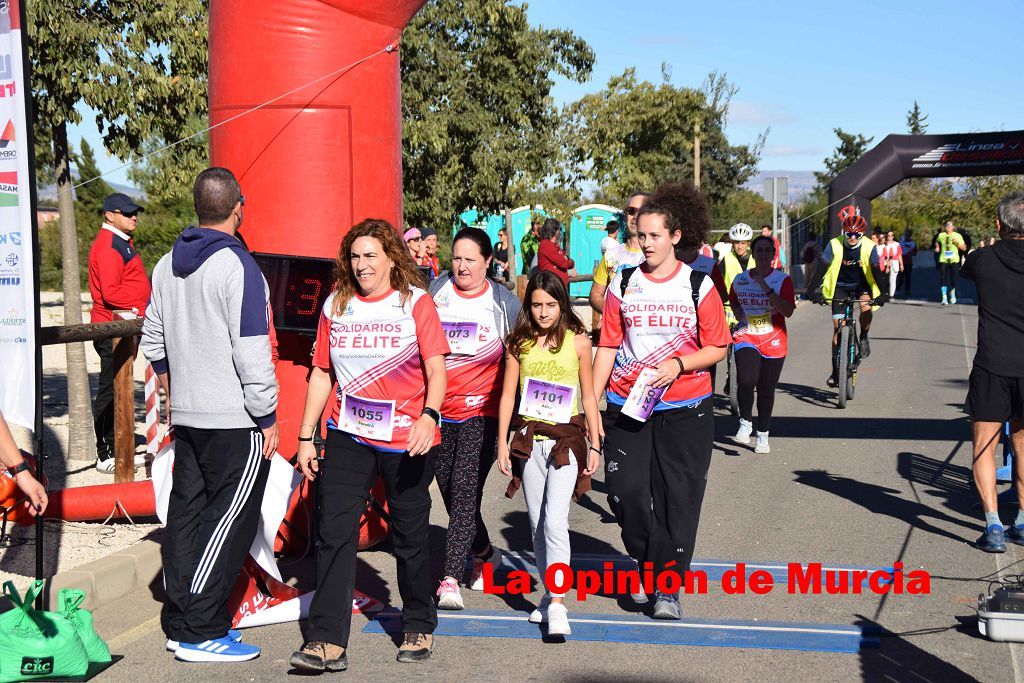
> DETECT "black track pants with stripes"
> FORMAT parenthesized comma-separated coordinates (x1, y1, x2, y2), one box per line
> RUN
(602, 399, 713, 584)
(161, 425, 271, 643)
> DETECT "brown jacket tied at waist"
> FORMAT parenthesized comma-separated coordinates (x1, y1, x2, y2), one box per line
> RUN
(505, 414, 591, 502)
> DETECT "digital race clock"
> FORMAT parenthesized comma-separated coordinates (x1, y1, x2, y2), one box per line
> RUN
(252, 253, 335, 335)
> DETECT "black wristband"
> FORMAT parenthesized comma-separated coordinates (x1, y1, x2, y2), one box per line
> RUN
(297, 436, 314, 442)
(421, 407, 441, 424)
(674, 357, 685, 376)
(6, 461, 30, 477)
(589, 446, 601, 455)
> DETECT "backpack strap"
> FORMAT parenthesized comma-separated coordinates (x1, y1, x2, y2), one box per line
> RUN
(690, 269, 706, 347)
(619, 266, 638, 298)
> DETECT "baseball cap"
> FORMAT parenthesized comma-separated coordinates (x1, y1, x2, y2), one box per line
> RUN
(420, 227, 437, 239)
(102, 193, 144, 214)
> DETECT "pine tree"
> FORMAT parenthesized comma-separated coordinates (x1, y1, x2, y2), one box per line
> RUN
(906, 101, 929, 136)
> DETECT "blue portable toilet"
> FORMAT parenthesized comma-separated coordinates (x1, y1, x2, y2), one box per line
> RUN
(569, 204, 620, 297)
(456, 208, 504, 244)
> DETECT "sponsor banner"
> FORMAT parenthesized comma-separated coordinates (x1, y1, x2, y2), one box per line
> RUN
(0, 0, 35, 430)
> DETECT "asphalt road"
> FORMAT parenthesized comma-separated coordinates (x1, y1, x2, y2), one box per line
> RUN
(88, 258, 1021, 682)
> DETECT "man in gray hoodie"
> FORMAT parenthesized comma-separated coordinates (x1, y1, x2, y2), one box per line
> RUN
(141, 167, 278, 663)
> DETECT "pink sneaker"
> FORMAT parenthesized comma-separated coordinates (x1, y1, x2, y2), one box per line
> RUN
(469, 546, 503, 591)
(436, 578, 464, 610)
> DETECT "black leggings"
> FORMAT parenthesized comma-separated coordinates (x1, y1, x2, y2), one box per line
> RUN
(735, 348, 785, 432)
(940, 262, 958, 289)
(435, 417, 498, 581)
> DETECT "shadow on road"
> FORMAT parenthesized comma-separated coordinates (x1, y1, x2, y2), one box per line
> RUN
(777, 382, 836, 409)
(896, 451, 978, 517)
(857, 615, 976, 682)
(793, 469, 974, 544)
(771, 416, 969, 442)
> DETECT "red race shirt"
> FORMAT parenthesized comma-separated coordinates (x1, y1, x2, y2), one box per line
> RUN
(729, 270, 795, 358)
(432, 279, 505, 422)
(601, 261, 731, 410)
(313, 287, 449, 453)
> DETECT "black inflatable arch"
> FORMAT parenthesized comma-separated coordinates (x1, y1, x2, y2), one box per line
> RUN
(827, 129, 1024, 236)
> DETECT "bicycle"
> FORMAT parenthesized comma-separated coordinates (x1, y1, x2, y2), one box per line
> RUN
(815, 294, 885, 409)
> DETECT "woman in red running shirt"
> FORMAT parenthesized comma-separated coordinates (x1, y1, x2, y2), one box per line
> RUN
(428, 227, 521, 609)
(728, 235, 796, 455)
(593, 182, 731, 620)
(291, 219, 449, 669)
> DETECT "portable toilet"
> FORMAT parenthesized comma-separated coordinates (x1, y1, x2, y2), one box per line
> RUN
(569, 204, 620, 297)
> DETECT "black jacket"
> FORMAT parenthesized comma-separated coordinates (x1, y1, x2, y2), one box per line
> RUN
(961, 239, 1024, 377)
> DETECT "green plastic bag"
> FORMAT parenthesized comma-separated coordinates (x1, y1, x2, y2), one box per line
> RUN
(59, 589, 111, 665)
(0, 581, 89, 682)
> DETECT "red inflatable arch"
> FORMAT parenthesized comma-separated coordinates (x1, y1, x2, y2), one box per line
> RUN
(208, 0, 427, 552)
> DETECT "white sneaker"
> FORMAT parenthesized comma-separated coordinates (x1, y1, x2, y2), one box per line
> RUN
(629, 559, 648, 603)
(546, 602, 571, 636)
(950, 290, 958, 304)
(754, 431, 770, 454)
(468, 546, 503, 591)
(96, 452, 148, 473)
(528, 594, 551, 624)
(733, 419, 753, 445)
(436, 578, 464, 610)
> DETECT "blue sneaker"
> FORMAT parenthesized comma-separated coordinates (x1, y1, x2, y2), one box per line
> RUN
(977, 525, 1007, 553)
(652, 591, 681, 620)
(1007, 525, 1024, 546)
(175, 636, 259, 662)
(166, 629, 242, 652)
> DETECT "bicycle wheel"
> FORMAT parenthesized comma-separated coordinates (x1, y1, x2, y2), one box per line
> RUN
(846, 373, 856, 402)
(727, 345, 739, 416)
(837, 326, 851, 409)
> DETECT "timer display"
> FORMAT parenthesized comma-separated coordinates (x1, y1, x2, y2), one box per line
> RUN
(253, 253, 335, 334)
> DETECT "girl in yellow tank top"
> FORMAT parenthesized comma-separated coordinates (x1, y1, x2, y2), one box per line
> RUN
(497, 271, 602, 637)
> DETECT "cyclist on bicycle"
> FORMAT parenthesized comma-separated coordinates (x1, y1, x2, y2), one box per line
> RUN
(808, 205, 886, 387)
(719, 223, 755, 316)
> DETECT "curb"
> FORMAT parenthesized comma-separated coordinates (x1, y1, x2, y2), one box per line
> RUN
(42, 539, 162, 611)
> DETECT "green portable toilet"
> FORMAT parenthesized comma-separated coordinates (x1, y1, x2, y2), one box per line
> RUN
(569, 204, 620, 297)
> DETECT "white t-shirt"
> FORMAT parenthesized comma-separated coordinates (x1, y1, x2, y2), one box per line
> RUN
(601, 235, 619, 254)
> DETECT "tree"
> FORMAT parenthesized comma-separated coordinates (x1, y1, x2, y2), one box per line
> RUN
(907, 101, 929, 135)
(562, 67, 763, 208)
(27, 0, 207, 461)
(401, 0, 594, 232)
(812, 128, 874, 194)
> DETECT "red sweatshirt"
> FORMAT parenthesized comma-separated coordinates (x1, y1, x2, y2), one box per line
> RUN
(88, 224, 151, 323)
(538, 239, 574, 287)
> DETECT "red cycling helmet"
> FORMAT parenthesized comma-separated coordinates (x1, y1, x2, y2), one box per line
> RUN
(838, 205, 867, 233)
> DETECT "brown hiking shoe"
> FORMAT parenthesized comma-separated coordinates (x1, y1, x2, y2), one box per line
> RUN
(289, 640, 347, 672)
(396, 632, 433, 663)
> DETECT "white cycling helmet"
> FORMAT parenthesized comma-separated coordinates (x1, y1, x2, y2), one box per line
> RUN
(728, 223, 753, 241)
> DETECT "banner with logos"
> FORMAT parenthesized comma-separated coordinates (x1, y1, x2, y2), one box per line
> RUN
(0, 0, 34, 430)
(828, 130, 1024, 237)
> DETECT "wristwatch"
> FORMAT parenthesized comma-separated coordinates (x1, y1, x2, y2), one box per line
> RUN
(5, 461, 30, 477)
(421, 407, 441, 424)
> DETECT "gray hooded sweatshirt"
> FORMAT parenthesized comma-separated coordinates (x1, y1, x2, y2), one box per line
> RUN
(141, 226, 277, 429)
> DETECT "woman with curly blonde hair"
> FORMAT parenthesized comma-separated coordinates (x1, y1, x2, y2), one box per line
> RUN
(291, 218, 449, 671)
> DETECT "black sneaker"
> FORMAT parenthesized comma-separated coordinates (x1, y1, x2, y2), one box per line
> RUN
(1006, 525, 1024, 546)
(290, 640, 347, 672)
(859, 337, 871, 358)
(396, 632, 433, 663)
(826, 373, 839, 388)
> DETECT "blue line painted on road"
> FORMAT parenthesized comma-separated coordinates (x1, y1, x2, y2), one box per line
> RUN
(364, 608, 874, 653)
(500, 551, 895, 586)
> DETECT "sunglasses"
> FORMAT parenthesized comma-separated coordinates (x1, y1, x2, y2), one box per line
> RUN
(408, 236, 422, 242)
(116, 210, 139, 219)
(624, 206, 641, 216)
(844, 231, 862, 239)
(238, 194, 245, 206)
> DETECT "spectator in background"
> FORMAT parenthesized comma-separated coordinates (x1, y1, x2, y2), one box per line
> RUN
(404, 227, 424, 263)
(898, 229, 917, 297)
(883, 231, 903, 298)
(712, 234, 732, 263)
(601, 220, 620, 254)
(520, 221, 541, 276)
(960, 193, 1024, 553)
(537, 218, 575, 288)
(491, 228, 510, 283)
(420, 227, 441, 279)
(88, 193, 150, 474)
(800, 230, 821, 296)
(759, 225, 782, 269)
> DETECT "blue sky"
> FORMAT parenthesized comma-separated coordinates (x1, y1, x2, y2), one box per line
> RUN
(73, 0, 1021, 187)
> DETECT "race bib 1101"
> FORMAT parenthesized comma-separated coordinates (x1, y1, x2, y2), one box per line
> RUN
(341, 394, 395, 442)
(519, 377, 576, 424)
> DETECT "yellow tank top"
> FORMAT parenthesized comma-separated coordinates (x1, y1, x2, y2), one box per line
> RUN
(518, 330, 580, 420)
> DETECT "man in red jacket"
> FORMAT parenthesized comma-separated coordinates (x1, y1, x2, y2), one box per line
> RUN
(537, 218, 575, 287)
(88, 193, 151, 472)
